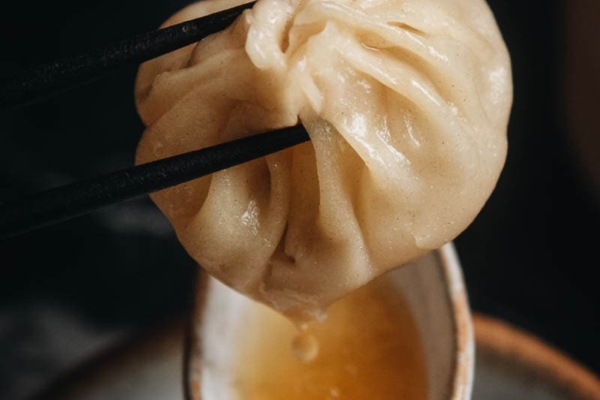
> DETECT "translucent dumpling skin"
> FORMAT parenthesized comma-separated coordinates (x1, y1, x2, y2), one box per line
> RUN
(135, 0, 512, 321)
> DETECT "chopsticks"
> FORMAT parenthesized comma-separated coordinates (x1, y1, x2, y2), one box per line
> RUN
(0, 1, 312, 241)
(0, 125, 309, 240)
(0, 1, 255, 110)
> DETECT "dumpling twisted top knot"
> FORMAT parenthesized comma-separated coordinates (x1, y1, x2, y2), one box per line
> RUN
(135, 0, 512, 321)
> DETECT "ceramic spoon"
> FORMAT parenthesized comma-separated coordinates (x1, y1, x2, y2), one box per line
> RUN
(185, 242, 474, 400)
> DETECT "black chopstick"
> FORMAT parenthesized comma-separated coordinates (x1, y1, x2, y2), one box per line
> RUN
(0, 125, 309, 241)
(0, 1, 255, 110)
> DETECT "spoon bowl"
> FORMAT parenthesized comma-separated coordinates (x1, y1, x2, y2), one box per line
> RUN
(185, 242, 474, 400)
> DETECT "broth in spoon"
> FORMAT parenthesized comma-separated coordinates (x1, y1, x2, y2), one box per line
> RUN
(233, 273, 427, 400)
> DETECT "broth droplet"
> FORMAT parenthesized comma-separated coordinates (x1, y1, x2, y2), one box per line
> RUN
(291, 331, 319, 363)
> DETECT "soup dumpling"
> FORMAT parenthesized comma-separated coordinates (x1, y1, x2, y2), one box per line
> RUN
(135, 0, 512, 321)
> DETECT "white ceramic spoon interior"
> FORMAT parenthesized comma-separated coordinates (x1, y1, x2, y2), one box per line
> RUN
(186, 242, 474, 400)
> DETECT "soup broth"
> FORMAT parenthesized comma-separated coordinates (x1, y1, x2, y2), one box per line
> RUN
(233, 273, 428, 400)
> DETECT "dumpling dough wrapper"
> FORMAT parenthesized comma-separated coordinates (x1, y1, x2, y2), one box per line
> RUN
(135, 0, 512, 321)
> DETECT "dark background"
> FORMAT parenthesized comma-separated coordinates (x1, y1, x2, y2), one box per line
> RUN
(0, 0, 598, 399)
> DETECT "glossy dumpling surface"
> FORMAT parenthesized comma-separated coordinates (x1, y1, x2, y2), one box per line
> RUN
(135, 0, 512, 321)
